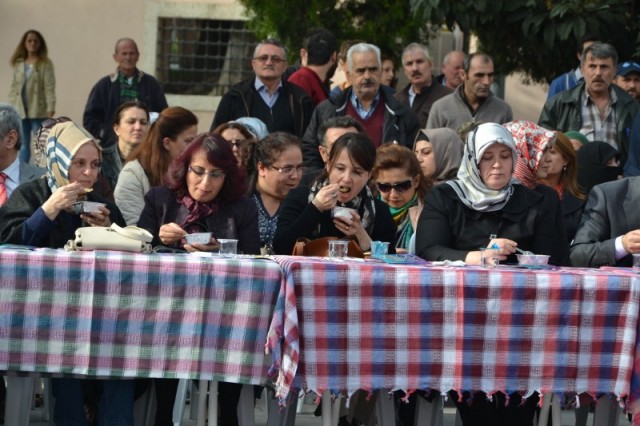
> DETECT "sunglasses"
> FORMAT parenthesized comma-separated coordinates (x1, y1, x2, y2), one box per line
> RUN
(376, 180, 413, 193)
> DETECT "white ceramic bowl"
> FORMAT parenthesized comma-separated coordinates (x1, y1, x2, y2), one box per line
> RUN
(517, 254, 550, 266)
(184, 232, 212, 245)
(72, 201, 106, 215)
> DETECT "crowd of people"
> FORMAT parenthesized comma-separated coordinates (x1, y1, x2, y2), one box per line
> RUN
(1, 25, 640, 426)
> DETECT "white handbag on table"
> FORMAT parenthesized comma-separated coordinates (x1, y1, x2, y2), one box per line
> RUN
(64, 223, 153, 253)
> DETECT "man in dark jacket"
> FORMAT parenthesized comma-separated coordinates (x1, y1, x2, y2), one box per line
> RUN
(210, 38, 313, 138)
(302, 43, 420, 171)
(539, 42, 639, 167)
(83, 38, 168, 188)
(395, 42, 452, 128)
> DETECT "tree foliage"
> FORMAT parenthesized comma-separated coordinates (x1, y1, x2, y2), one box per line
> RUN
(237, 0, 434, 64)
(410, 0, 640, 83)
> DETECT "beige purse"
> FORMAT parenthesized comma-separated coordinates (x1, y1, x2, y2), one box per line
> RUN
(64, 223, 153, 253)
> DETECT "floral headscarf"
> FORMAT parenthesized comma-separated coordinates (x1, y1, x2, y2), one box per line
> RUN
(446, 122, 518, 212)
(504, 121, 557, 189)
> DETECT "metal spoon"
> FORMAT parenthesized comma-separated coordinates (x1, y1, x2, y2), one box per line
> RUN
(516, 247, 534, 256)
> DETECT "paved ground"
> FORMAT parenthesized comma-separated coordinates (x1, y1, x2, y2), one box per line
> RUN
(24, 393, 632, 426)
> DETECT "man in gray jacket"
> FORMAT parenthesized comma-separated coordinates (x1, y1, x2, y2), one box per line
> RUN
(302, 43, 419, 171)
(426, 52, 513, 132)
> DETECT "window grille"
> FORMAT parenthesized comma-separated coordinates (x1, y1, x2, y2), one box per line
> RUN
(156, 18, 257, 96)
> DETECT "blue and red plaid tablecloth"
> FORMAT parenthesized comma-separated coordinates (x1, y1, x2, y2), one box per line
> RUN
(267, 256, 640, 412)
(0, 248, 284, 385)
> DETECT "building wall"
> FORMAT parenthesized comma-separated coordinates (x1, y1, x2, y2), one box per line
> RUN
(0, 0, 548, 139)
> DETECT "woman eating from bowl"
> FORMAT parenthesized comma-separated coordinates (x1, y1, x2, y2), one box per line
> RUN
(0, 121, 132, 425)
(416, 122, 565, 266)
(137, 132, 259, 254)
(273, 132, 396, 255)
(373, 143, 431, 252)
(245, 131, 303, 252)
(114, 106, 198, 225)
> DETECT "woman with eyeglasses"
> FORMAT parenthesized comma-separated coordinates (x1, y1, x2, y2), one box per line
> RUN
(273, 132, 396, 255)
(137, 132, 259, 254)
(136, 132, 259, 425)
(114, 106, 198, 225)
(372, 143, 431, 252)
(245, 131, 303, 253)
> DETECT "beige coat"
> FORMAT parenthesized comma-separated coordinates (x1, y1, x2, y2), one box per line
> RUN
(8, 58, 56, 119)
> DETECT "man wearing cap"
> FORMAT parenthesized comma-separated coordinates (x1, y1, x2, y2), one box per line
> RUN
(539, 42, 639, 168)
(211, 38, 313, 138)
(614, 60, 640, 101)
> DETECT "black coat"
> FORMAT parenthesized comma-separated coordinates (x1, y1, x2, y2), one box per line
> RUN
(272, 185, 397, 255)
(210, 78, 313, 138)
(137, 186, 261, 255)
(0, 177, 125, 248)
(561, 192, 585, 243)
(416, 184, 569, 266)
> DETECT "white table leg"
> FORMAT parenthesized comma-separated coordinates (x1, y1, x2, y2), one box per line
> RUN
(415, 392, 444, 426)
(5, 375, 35, 426)
(237, 384, 255, 426)
(321, 390, 333, 426)
(204, 380, 217, 426)
(374, 391, 395, 426)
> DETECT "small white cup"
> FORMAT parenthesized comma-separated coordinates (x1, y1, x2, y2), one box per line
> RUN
(328, 240, 349, 258)
(218, 239, 238, 257)
(633, 254, 640, 273)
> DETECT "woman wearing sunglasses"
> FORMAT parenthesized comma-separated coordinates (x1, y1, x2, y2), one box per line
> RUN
(273, 132, 396, 255)
(372, 143, 431, 252)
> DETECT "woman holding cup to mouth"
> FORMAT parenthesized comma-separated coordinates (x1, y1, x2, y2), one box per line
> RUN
(273, 132, 396, 255)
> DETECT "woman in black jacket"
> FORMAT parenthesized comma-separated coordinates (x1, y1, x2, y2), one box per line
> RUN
(416, 122, 566, 266)
(273, 132, 396, 255)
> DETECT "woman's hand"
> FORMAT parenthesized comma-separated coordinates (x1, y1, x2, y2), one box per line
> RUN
(311, 183, 341, 212)
(334, 211, 372, 251)
(41, 182, 85, 221)
(487, 237, 518, 258)
(159, 222, 187, 246)
(81, 205, 111, 227)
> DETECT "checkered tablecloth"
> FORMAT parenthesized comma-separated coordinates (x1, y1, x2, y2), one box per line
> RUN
(0, 248, 284, 385)
(267, 256, 640, 407)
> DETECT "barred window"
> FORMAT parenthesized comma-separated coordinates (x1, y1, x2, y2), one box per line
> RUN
(156, 18, 257, 96)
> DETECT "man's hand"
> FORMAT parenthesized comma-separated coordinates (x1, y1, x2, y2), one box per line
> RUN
(622, 230, 640, 254)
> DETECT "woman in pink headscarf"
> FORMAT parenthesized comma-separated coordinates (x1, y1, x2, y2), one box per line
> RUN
(504, 120, 571, 258)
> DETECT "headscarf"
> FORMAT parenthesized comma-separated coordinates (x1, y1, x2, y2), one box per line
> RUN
(308, 177, 376, 236)
(232, 117, 269, 140)
(504, 120, 557, 189)
(46, 121, 101, 193)
(415, 128, 464, 184)
(576, 141, 620, 194)
(446, 122, 518, 212)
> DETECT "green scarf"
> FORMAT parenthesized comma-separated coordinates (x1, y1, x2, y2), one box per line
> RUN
(386, 192, 418, 250)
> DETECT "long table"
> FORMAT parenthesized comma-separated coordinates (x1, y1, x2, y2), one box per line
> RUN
(267, 256, 640, 418)
(0, 248, 285, 383)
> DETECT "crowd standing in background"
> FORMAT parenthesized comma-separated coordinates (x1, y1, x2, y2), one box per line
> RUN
(5, 25, 640, 426)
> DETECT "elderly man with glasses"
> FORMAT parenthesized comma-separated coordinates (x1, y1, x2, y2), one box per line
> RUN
(210, 38, 314, 138)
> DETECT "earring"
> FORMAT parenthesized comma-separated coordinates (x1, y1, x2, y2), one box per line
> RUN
(563, 165, 567, 172)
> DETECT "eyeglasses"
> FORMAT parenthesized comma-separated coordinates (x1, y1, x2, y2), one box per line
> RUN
(188, 166, 226, 179)
(228, 139, 246, 147)
(253, 55, 286, 64)
(376, 180, 413, 193)
(269, 165, 306, 175)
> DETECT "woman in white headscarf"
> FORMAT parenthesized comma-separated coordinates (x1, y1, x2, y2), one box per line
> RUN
(415, 122, 565, 266)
